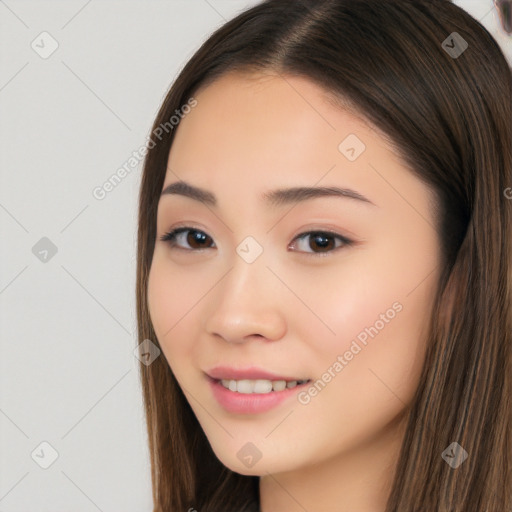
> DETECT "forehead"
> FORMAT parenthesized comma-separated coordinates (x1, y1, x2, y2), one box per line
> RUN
(168, 71, 379, 178)
(163, 71, 435, 224)
(184, 71, 372, 140)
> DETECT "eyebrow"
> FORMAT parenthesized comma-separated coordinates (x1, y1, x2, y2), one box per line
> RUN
(160, 180, 376, 208)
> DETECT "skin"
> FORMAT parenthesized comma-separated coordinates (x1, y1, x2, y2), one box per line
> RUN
(147, 71, 442, 512)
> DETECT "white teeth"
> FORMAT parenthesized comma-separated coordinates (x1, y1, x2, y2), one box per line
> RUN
(251, 380, 273, 394)
(219, 378, 309, 393)
(272, 380, 287, 391)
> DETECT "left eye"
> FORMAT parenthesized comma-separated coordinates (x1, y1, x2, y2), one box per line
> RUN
(159, 227, 353, 255)
(289, 231, 353, 254)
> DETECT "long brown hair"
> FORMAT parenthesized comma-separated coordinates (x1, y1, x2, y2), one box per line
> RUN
(136, 1, 512, 510)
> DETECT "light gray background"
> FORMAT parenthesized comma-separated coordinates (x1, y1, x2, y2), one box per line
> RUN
(0, 1, 509, 511)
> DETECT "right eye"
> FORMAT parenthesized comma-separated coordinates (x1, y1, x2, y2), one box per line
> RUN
(160, 227, 216, 251)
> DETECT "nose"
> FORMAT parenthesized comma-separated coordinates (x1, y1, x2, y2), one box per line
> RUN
(204, 253, 287, 344)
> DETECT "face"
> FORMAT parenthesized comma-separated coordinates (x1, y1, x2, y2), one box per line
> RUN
(147, 71, 442, 477)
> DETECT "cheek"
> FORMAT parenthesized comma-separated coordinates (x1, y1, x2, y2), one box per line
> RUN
(297, 246, 437, 429)
(147, 255, 200, 364)
(147, 258, 172, 339)
(292, 281, 433, 454)
(281, 252, 432, 358)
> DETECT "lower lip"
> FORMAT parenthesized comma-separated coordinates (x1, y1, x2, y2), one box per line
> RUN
(207, 376, 312, 414)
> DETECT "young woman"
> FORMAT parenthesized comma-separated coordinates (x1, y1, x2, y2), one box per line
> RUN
(135, 1, 512, 510)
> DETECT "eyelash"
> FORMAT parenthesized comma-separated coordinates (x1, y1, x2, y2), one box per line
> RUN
(159, 226, 354, 257)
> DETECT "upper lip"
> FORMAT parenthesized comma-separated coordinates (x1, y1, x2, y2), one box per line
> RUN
(206, 366, 309, 382)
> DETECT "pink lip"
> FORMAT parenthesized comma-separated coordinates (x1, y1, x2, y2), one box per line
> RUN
(206, 375, 312, 414)
(206, 365, 308, 381)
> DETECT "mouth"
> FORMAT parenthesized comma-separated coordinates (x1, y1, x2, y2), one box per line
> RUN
(206, 374, 313, 414)
(207, 375, 312, 394)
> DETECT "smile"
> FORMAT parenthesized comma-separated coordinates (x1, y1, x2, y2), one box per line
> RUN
(219, 378, 311, 394)
(207, 375, 313, 414)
